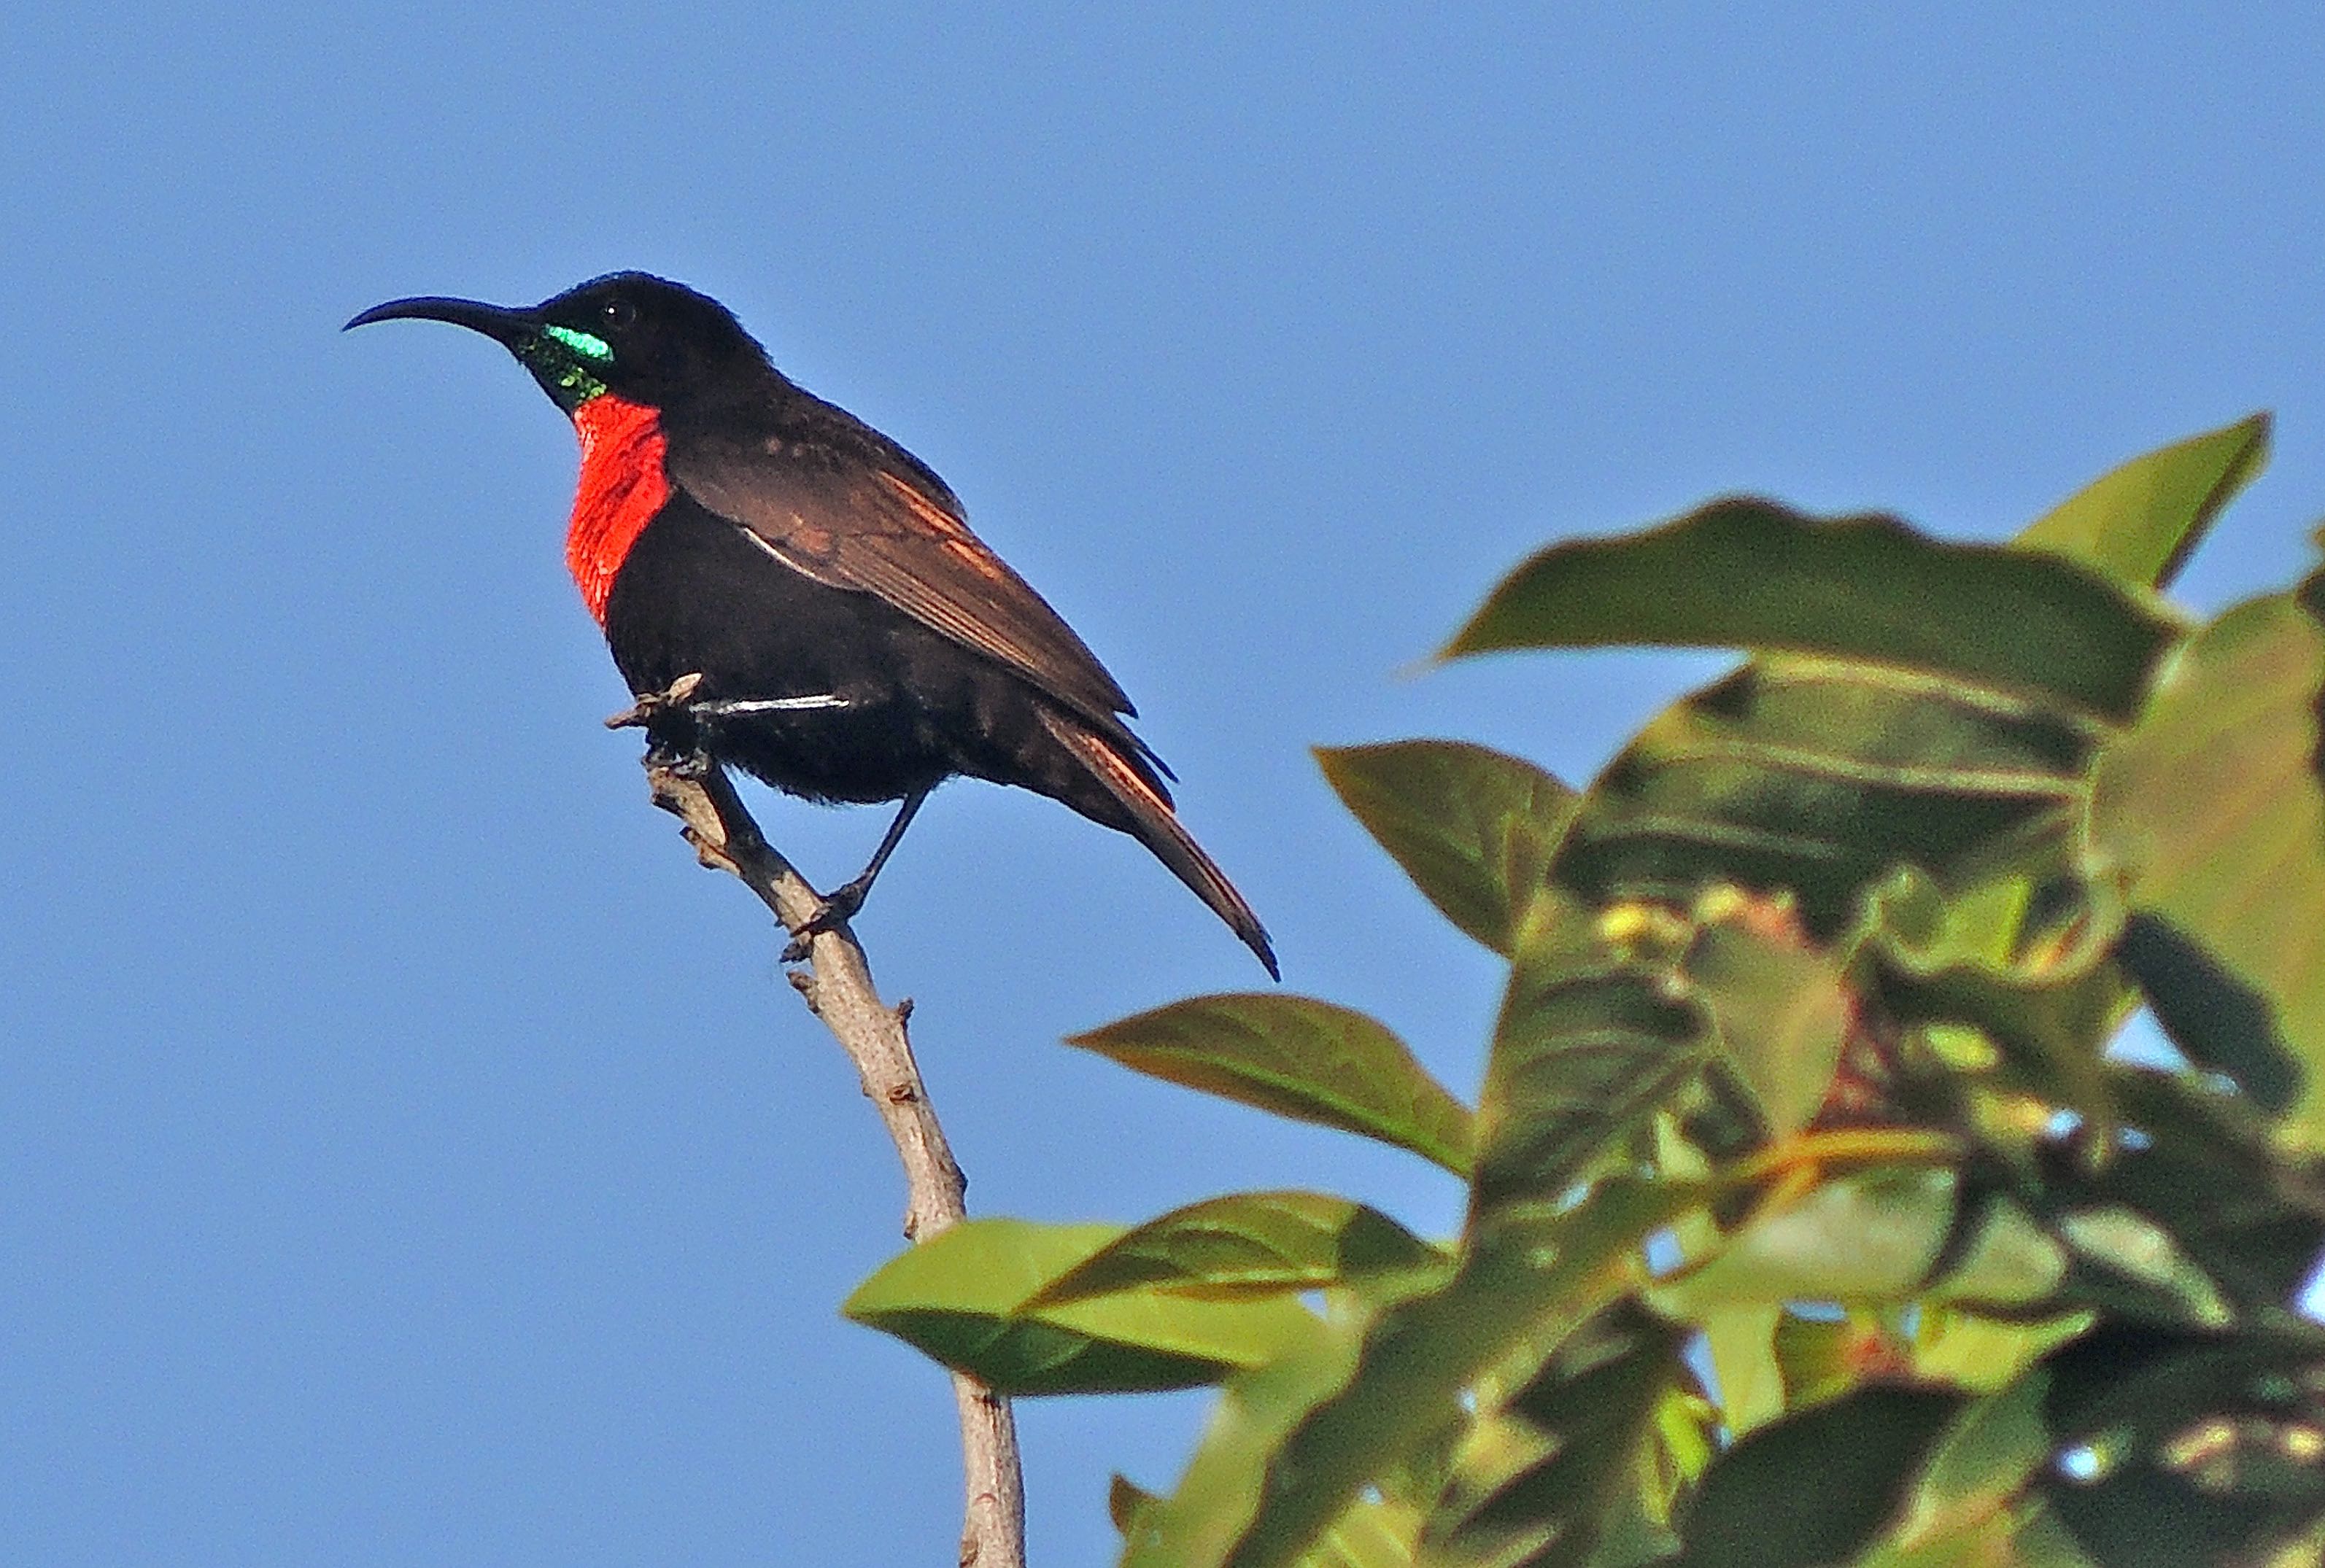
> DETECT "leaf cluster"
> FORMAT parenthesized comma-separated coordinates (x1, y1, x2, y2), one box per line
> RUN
(850, 416, 2325, 1567)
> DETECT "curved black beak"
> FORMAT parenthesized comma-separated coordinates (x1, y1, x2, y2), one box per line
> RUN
(343, 295, 535, 346)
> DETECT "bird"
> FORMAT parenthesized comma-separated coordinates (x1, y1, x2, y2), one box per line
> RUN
(346, 271, 1276, 977)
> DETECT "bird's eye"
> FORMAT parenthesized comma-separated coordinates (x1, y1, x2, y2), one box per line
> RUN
(602, 298, 638, 329)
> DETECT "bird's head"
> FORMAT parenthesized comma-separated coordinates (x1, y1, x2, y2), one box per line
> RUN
(346, 271, 767, 415)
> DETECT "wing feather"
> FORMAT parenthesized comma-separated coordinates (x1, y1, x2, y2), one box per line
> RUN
(668, 430, 1155, 758)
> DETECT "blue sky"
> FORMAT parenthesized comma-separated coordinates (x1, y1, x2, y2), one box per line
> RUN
(5, 5, 2324, 1563)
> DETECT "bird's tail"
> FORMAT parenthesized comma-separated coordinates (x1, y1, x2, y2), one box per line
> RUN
(1037, 707, 1278, 978)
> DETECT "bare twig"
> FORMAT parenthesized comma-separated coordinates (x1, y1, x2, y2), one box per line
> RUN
(630, 723, 1027, 1568)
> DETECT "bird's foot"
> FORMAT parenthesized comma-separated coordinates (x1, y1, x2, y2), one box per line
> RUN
(779, 877, 873, 963)
(605, 672, 708, 732)
(608, 675, 718, 774)
(649, 742, 714, 780)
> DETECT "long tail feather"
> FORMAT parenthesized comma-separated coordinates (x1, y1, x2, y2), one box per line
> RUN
(1037, 708, 1278, 978)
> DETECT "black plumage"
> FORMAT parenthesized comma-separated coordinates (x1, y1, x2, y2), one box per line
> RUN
(349, 271, 1276, 975)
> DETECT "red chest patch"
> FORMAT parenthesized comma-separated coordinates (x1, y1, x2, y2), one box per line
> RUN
(566, 395, 671, 624)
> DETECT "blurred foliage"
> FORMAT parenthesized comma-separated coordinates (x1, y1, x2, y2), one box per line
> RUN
(848, 413, 2325, 1566)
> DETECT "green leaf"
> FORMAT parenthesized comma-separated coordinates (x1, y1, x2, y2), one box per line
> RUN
(2014, 414, 2270, 591)
(1317, 740, 1581, 955)
(1910, 1308, 2094, 1396)
(1768, 1308, 1897, 1413)
(1114, 1475, 1164, 1538)
(843, 1219, 1322, 1395)
(2119, 919, 2302, 1116)
(1472, 891, 1711, 1218)
(1652, 1170, 2067, 1316)
(2089, 590, 2325, 1149)
(1121, 1299, 1411, 1568)
(1033, 1192, 1446, 1307)
(1304, 1499, 1425, 1568)
(1864, 864, 2131, 1145)
(1217, 1179, 1710, 1568)
(1421, 1304, 1690, 1568)
(1069, 995, 1477, 1175)
(1869, 1367, 2057, 1560)
(1443, 497, 2178, 721)
(2037, 1324, 2325, 1567)
(1673, 1386, 1968, 1567)
(1681, 891, 1854, 1139)
(1128, 1469, 1424, 1568)
(1856, 1505, 2101, 1568)
(2082, 1068, 2325, 1316)
(1698, 1306, 1787, 1435)
(1557, 657, 2095, 937)
(2053, 1206, 2235, 1330)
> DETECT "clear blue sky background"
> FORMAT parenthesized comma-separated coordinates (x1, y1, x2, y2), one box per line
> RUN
(5, 5, 2323, 1564)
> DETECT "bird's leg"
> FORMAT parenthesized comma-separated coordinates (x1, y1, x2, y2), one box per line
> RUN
(781, 788, 931, 962)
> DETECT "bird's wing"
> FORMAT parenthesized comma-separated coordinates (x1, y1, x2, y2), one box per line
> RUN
(667, 430, 1157, 758)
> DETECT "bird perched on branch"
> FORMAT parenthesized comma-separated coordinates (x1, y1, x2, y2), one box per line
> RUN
(347, 272, 1275, 976)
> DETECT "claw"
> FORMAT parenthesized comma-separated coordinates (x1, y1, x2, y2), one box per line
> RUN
(652, 743, 713, 779)
(606, 672, 705, 730)
(780, 879, 872, 963)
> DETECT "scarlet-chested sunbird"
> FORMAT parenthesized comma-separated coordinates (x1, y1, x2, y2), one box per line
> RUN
(347, 272, 1275, 976)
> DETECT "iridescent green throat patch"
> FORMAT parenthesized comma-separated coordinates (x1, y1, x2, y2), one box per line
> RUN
(543, 325, 614, 362)
(519, 327, 613, 411)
